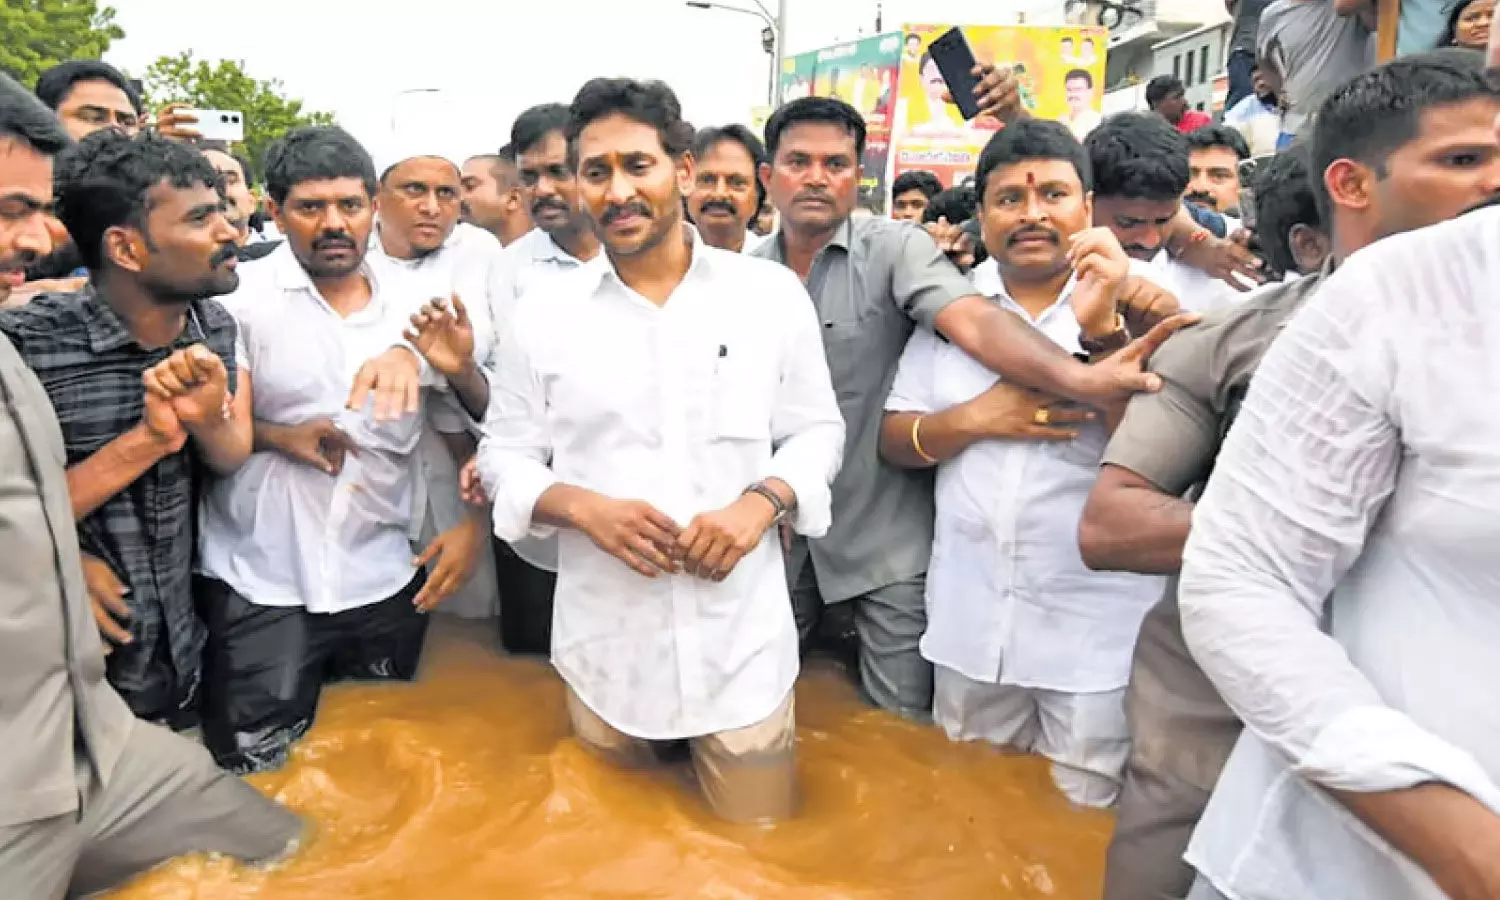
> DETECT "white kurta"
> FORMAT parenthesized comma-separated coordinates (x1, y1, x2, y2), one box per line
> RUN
(369, 220, 507, 619)
(476, 230, 844, 740)
(1181, 208, 1500, 900)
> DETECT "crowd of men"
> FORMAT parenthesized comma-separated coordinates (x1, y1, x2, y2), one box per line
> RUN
(2, 22, 1500, 900)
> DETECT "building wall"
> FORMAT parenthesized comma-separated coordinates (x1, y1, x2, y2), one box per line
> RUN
(1152, 22, 1232, 112)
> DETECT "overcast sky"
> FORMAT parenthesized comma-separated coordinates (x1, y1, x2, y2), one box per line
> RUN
(103, 0, 1054, 159)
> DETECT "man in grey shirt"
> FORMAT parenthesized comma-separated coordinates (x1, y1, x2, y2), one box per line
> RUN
(1258, 0, 1373, 147)
(754, 93, 1191, 719)
(0, 73, 301, 899)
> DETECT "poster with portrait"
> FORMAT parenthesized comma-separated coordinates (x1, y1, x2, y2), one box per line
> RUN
(779, 32, 903, 213)
(892, 25, 1108, 190)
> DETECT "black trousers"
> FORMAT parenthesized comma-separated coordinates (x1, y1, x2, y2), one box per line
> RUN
(492, 537, 556, 654)
(195, 571, 430, 775)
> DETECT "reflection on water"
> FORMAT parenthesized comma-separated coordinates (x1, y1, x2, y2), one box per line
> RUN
(111, 617, 1111, 899)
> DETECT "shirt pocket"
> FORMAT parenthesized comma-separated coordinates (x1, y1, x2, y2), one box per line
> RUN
(709, 356, 774, 442)
(1047, 416, 1109, 469)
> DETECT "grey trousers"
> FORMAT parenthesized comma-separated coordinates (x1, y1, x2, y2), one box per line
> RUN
(790, 561, 932, 722)
(0, 719, 303, 899)
(1103, 751, 1213, 900)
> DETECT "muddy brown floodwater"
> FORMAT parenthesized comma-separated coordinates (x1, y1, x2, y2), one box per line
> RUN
(110, 617, 1112, 900)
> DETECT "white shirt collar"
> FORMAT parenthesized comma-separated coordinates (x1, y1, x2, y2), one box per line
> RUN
(268, 240, 387, 314)
(969, 257, 1079, 322)
(583, 224, 717, 296)
(525, 227, 586, 266)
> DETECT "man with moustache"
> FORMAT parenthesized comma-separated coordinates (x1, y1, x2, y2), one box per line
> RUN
(754, 93, 1188, 720)
(1185, 125, 1250, 220)
(0, 130, 253, 728)
(195, 126, 461, 774)
(479, 102, 606, 654)
(688, 124, 766, 253)
(461, 146, 533, 247)
(1079, 52, 1500, 900)
(0, 74, 303, 900)
(0, 101, 56, 303)
(880, 119, 1176, 807)
(367, 142, 497, 622)
(1063, 69, 1103, 140)
(475, 77, 843, 823)
(503, 103, 603, 302)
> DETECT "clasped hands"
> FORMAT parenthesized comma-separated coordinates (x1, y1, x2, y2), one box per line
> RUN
(574, 490, 784, 582)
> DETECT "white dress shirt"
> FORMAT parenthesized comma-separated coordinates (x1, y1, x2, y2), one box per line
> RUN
(1180, 209, 1500, 900)
(886, 259, 1165, 692)
(368, 219, 504, 617)
(199, 244, 425, 614)
(476, 228, 844, 740)
(367, 221, 495, 511)
(491, 226, 592, 330)
(367, 219, 509, 370)
(489, 227, 596, 572)
(1136, 253, 1244, 313)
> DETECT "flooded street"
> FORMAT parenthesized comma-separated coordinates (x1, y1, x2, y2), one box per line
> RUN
(111, 617, 1111, 899)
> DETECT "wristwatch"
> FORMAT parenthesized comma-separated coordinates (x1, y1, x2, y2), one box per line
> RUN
(743, 481, 790, 522)
(1079, 315, 1131, 355)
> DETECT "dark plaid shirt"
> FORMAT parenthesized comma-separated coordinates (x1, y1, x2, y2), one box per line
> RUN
(0, 288, 238, 718)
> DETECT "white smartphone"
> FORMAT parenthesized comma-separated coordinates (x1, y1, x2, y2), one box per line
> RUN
(182, 109, 245, 143)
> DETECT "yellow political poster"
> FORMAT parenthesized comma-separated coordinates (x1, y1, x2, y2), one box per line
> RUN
(893, 25, 1108, 189)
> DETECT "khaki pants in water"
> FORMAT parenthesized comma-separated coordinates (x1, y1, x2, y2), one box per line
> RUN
(567, 688, 797, 825)
(0, 718, 302, 899)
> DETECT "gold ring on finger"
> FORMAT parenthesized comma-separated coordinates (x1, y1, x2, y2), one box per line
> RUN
(1033, 408, 1051, 425)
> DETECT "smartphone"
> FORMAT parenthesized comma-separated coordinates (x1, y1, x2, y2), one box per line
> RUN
(183, 109, 245, 143)
(927, 27, 983, 120)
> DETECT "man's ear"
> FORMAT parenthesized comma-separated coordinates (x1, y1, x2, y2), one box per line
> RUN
(102, 225, 148, 275)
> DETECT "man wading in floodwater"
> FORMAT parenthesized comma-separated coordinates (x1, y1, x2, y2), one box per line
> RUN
(475, 77, 844, 822)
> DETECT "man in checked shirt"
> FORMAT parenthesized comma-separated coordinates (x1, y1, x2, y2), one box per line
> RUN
(0, 131, 252, 728)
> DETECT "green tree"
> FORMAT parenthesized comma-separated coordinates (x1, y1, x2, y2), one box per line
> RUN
(141, 51, 334, 175)
(0, 0, 125, 87)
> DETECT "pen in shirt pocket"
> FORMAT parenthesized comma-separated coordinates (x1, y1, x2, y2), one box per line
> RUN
(715, 343, 728, 375)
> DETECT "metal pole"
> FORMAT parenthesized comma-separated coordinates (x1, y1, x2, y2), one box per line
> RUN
(766, 49, 777, 107)
(773, 0, 788, 107)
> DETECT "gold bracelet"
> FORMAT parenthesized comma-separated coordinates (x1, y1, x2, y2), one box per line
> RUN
(911, 415, 938, 464)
